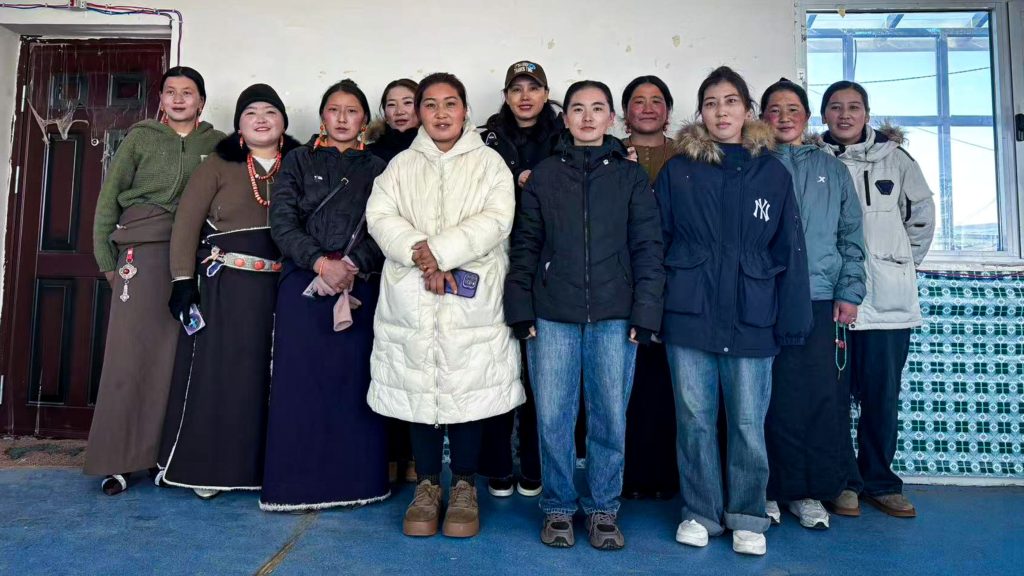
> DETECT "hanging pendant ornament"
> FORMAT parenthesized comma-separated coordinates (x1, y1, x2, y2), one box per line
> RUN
(247, 152, 282, 207)
(118, 247, 138, 302)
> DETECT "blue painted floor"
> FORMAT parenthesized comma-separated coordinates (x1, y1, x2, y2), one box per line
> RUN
(0, 468, 1021, 575)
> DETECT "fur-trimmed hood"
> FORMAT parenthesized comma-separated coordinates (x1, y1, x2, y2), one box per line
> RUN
(214, 133, 302, 163)
(673, 120, 777, 164)
(818, 122, 906, 163)
(364, 118, 388, 144)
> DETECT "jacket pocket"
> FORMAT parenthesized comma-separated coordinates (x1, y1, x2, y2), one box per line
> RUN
(865, 253, 916, 315)
(738, 257, 785, 327)
(664, 252, 709, 315)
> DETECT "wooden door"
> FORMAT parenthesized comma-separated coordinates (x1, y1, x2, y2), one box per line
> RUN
(1, 39, 169, 438)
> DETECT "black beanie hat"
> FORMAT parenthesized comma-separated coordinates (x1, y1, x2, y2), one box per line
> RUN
(234, 83, 288, 132)
(820, 80, 870, 119)
(759, 77, 811, 118)
(161, 66, 207, 100)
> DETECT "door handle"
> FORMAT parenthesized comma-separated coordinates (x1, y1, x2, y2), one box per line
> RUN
(1016, 113, 1024, 142)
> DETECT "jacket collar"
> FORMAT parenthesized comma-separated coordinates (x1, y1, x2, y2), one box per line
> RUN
(672, 119, 776, 164)
(215, 133, 302, 163)
(410, 120, 484, 159)
(819, 123, 903, 162)
(556, 133, 628, 168)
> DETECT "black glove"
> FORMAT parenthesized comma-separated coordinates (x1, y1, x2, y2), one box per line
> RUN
(631, 326, 655, 346)
(511, 321, 535, 340)
(168, 278, 200, 322)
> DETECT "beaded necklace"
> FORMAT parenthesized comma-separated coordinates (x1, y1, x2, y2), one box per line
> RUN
(247, 153, 281, 207)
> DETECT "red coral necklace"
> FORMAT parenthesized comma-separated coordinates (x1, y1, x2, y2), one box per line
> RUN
(247, 153, 281, 207)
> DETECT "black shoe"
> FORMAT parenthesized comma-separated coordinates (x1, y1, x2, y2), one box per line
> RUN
(517, 478, 543, 497)
(487, 477, 514, 497)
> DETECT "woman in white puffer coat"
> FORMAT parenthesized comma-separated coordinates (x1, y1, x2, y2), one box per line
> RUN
(365, 73, 524, 539)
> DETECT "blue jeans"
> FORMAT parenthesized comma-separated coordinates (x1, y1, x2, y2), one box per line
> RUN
(666, 345, 772, 535)
(529, 318, 637, 516)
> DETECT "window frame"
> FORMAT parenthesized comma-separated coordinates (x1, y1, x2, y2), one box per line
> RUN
(795, 0, 1023, 265)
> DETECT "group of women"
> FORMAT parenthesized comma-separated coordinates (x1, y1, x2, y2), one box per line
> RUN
(86, 59, 934, 556)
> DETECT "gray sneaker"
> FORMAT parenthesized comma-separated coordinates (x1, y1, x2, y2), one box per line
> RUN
(585, 512, 624, 550)
(540, 513, 575, 548)
(866, 493, 916, 518)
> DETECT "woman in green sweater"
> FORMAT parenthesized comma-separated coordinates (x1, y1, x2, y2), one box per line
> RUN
(86, 66, 224, 495)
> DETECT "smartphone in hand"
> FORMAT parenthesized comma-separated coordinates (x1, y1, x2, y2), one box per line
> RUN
(444, 269, 479, 299)
(180, 303, 206, 335)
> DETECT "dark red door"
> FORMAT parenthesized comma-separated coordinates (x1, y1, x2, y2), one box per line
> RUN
(1, 39, 169, 438)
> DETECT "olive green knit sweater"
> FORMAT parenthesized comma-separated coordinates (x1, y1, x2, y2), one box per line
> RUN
(92, 119, 225, 272)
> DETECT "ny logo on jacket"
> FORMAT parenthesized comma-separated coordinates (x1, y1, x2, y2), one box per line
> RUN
(753, 198, 771, 222)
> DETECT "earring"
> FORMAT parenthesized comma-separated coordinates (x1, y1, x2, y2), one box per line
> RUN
(195, 108, 203, 129)
(315, 122, 328, 149)
(278, 134, 284, 150)
(159, 107, 169, 125)
(239, 133, 245, 149)
(358, 125, 367, 150)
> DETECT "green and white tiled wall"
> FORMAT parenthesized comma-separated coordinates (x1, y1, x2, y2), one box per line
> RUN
(877, 271, 1023, 479)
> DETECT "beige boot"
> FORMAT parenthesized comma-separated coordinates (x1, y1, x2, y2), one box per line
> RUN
(442, 480, 480, 538)
(403, 480, 442, 537)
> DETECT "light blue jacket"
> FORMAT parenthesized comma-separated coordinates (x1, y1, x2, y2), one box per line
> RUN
(774, 143, 866, 304)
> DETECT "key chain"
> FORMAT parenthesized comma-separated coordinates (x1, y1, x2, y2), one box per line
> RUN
(835, 321, 848, 379)
(118, 247, 138, 302)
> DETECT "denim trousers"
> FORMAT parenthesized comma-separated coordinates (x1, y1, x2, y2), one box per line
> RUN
(529, 318, 637, 516)
(666, 345, 772, 535)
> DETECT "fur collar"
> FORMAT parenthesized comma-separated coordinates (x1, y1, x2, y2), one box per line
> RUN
(874, 121, 905, 145)
(672, 119, 776, 164)
(364, 119, 388, 144)
(215, 133, 302, 163)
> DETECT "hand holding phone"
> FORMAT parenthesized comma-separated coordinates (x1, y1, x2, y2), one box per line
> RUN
(444, 269, 479, 299)
(180, 303, 206, 335)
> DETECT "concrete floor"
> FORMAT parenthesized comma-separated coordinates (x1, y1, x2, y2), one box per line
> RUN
(0, 468, 1021, 575)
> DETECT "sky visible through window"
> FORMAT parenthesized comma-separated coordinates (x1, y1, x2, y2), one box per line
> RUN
(806, 11, 998, 253)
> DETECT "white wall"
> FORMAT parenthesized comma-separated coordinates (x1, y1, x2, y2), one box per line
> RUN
(0, 25, 20, 305)
(173, 0, 800, 139)
(0, 0, 801, 322)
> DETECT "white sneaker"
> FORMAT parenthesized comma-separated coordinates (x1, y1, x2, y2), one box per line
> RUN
(193, 487, 219, 500)
(675, 520, 709, 547)
(788, 498, 829, 529)
(765, 500, 781, 525)
(732, 530, 766, 556)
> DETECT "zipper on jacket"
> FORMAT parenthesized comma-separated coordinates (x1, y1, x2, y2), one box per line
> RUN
(583, 150, 592, 323)
(433, 161, 445, 427)
(169, 136, 187, 200)
(862, 170, 871, 207)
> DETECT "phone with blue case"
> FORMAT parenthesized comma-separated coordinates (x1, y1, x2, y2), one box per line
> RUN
(444, 269, 479, 298)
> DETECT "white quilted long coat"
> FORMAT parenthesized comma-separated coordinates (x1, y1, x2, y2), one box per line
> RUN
(365, 123, 524, 424)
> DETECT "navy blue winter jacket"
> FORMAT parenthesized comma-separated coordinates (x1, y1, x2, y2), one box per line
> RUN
(656, 121, 812, 357)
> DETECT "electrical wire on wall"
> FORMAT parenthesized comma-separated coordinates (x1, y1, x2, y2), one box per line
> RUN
(0, 2, 183, 64)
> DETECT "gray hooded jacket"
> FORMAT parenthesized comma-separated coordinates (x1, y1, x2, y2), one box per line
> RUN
(774, 143, 866, 305)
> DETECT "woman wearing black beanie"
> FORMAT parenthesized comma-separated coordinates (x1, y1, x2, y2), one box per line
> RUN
(157, 83, 301, 499)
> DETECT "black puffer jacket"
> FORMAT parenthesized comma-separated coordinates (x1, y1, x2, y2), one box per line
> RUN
(504, 135, 665, 331)
(480, 106, 564, 193)
(269, 135, 387, 272)
(366, 119, 417, 164)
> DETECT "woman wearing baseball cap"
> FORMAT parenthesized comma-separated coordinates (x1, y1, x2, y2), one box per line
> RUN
(478, 60, 565, 500)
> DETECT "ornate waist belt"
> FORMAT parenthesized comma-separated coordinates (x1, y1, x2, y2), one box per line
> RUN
(201, 246, 283, 276)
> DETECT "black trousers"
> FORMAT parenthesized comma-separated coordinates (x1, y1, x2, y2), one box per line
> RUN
(622, 342, 678, 496)
(844, 328, 911, 497)
(766, 301, 849, 502)
(410, 420, 483, 477)
(479, 342, 541, 481)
